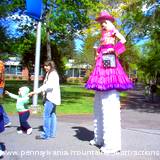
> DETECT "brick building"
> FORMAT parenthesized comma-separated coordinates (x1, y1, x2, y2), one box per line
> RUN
(4, 57, 44, 80)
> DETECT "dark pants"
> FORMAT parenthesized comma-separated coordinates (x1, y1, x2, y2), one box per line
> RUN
(18, 111, 31, 131)
(0, 105, 4, 133)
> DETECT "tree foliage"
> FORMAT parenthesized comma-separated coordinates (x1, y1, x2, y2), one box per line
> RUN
(0, 0, 100, 81)
(122, 0, 160, 83)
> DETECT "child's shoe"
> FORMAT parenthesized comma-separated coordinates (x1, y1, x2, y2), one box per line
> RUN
(17, 130, 23, 134)
(27, 128, 32, 135)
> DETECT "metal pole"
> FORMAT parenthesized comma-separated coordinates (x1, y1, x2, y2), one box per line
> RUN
(33, 21, 41, 107)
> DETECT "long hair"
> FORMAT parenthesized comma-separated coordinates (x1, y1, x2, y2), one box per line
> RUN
(44, 60, 56, 73)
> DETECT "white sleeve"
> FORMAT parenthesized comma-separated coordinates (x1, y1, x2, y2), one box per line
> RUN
(35, 71, 59, 94)
(8, 92, 19, 100)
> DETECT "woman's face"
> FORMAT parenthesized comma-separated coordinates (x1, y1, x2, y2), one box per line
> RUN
(100, 21, 108, 30)
(100, 20, 113, 31)
(44, 65, 51, 73)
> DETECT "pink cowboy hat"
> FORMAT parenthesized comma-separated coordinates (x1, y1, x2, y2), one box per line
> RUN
(95, 11, 115, 22)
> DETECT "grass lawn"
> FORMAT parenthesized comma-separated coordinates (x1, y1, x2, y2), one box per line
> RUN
(59, 85, 94, 115)
(2, 81, 127, 115)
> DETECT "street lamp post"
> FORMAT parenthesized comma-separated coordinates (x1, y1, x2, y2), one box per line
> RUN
(25, 0, 43, 108)
(33, 21, 41, 107)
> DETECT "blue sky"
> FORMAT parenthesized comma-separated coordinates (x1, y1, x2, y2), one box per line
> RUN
(74, 38, 83, 51)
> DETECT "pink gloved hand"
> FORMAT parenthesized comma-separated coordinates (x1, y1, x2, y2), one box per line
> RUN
(114, 42, 126, 55)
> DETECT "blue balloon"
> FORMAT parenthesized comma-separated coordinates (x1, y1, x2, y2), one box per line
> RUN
(25, 0, 43, 20)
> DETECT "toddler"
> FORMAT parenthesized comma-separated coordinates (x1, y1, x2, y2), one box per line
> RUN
(5, 86, 32, 135)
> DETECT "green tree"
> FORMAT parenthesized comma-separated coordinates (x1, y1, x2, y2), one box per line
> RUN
(122, 0, 160, 83)
(0, 0, 100, 80)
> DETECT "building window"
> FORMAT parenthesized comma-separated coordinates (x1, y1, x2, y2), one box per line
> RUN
(65, 68, 86, 78)
(10, 66, 16, 74)
(80, 68, 86, 77)
(5, 65, 10, 74)
(17, 66, 22, 75)
(5, 65, 22, 75)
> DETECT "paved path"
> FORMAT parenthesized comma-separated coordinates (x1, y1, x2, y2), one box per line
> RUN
(1, 84, 160, 160)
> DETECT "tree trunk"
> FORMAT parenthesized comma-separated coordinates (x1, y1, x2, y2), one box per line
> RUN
(46, 1, 54, 61)
(46, 29, 52, 60)
(27, 65, 32, 83)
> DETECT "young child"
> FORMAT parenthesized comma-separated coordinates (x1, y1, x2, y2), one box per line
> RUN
(85, 11, 133, 153)
(5, 86, 32, 135)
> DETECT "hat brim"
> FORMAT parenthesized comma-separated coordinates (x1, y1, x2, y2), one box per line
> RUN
(95, 15, 115, 22)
